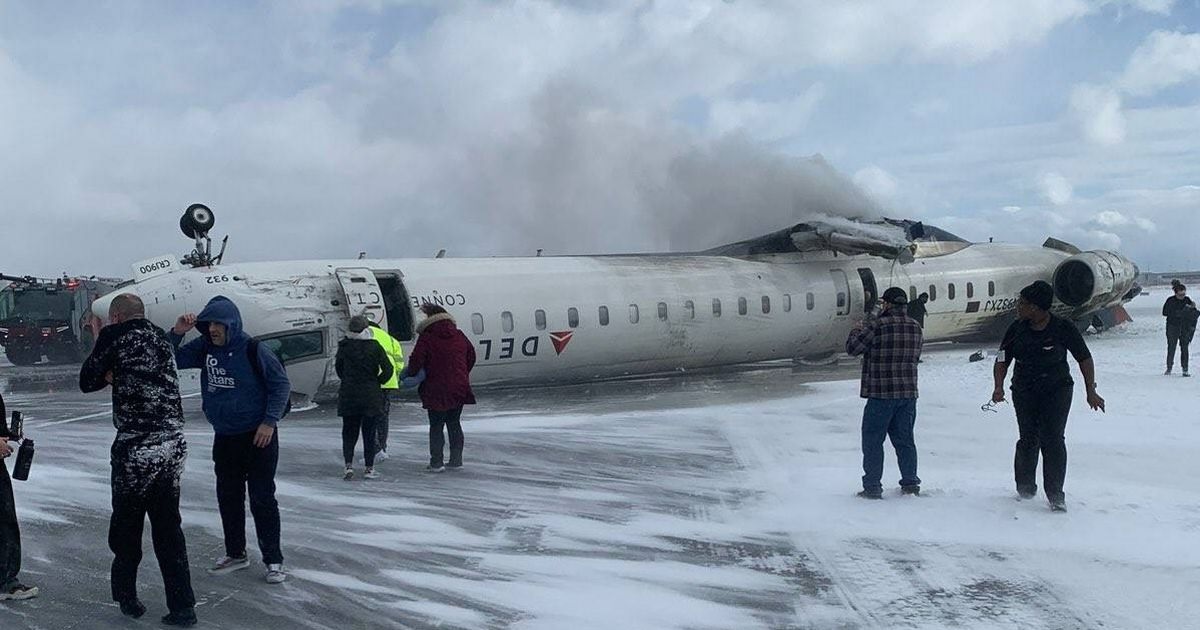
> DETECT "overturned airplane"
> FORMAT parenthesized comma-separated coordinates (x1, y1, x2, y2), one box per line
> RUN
(93, 206, 1140, 405)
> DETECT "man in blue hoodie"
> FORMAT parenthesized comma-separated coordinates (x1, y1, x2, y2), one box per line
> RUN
(169, 296, 290, 584)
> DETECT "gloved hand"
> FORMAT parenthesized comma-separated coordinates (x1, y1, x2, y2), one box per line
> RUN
(401, 368, 426, 389)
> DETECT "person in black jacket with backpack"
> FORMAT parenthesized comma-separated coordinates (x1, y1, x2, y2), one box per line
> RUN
(336, 316, 393, 480)
(1162, 281, 1198, 376)
(0, 391, 37, 602)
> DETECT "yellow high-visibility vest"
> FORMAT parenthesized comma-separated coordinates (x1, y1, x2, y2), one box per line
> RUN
(370, 325, 405, 390)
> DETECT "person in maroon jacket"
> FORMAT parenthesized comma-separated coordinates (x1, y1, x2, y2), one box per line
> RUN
(404, 304, 476, 472)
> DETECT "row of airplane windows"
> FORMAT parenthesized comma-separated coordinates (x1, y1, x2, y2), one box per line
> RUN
(466, 280, 999, 335)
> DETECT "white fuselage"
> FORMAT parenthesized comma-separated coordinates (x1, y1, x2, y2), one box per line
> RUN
(94, 241, 1122, 403)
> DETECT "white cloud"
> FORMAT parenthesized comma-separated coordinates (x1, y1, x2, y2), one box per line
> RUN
(1118, 30, 1200, 97)
(1069, 84, 1127, 145)
(1040, 172, 1075, 205)
(1002, 206, 1022, 213)
(1094, 210, 1158, 232)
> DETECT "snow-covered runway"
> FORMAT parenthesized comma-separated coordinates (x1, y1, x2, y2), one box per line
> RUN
(1, 293, 1197, 629)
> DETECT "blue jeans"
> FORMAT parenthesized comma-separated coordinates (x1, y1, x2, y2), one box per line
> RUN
(861, 398, 920, 492)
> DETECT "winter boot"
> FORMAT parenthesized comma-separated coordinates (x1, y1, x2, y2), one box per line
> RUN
(447, 450, 463, 469)
(857, 490, 883, 500)
(900, 485, 920, 496)
(162, 608, 198, 627)
(119, 598, 146, 619)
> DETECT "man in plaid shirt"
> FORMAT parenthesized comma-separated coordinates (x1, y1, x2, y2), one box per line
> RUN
(845, 286, 923, 499)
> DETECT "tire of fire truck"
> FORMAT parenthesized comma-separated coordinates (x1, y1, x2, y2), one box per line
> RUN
(5, 347, 40, 366)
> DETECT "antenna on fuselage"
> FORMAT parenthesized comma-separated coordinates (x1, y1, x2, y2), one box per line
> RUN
(536, 249, 543, 257)
(358, 252, 367, 260)
(435, 249, 446, 259)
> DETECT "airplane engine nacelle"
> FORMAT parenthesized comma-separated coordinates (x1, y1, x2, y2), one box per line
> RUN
(1052, 250, 1139, 311)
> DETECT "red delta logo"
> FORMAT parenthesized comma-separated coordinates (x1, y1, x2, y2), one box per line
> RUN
(549, 331, 575, 355)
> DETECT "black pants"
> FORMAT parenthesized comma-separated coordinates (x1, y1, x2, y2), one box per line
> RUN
(213, 431, 283, 565)
(342, 415, 379, 468)
(1012, 384, 1072, 502)
(1167, 325, 1194, 371)
(109, 471, 195, 612)
(428, 408, 464, 467)
(377, 394, 392, 452)
(0, 461, 21, 589)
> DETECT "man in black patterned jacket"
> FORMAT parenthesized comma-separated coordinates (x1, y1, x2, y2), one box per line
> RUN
(80, 294, 197, 627)
(845, 287, 924, 499)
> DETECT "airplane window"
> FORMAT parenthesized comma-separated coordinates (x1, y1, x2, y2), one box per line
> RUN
(837, 293, 846, 308)
(948, 284, 956, 300)
(929, 285, 937, 301)
(684, 300, 695, 319)
(761, 296, 771, 314)
(988, 281, 996, 297)
(910, 286, 917, 301)
(629, 304, 640, 324)
(712, 299, 722, 317)
(657, 302, 668, 321)
(967, 283, 974, 299)
(471, 313, 484, 335)
(783, 294, 792, 312)
(535, 309, 547, 330)
(258, 330, 324, 365)
(738, 297, 748, 315)
(502, 311, 514, 333)
(599, 305, 610, 326)
(806, 293, 815, 310)
(568, 307, 579, 328)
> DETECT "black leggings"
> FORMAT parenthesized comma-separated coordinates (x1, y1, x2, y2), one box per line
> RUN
(342, 415, 379, 468)
(1167, 325, 1194, 371)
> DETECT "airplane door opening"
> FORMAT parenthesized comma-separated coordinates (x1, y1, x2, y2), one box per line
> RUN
(857, 268, 878, 314)
(376, 273, 415, 342)
(335, 268, 388, 330)
(831, 270, 852, 317)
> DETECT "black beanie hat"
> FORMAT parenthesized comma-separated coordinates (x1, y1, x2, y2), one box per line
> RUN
(1020, 280, 1054, 311)
(882, 287, 908, 305)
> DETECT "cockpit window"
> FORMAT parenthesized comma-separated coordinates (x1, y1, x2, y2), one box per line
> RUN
(257, 330, 325, 364)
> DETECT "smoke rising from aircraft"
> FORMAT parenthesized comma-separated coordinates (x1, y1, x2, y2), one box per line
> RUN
(435, 82, 883, 256)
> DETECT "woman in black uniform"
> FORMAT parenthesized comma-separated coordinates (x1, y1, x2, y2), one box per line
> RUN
(991, 281, 1106, 512)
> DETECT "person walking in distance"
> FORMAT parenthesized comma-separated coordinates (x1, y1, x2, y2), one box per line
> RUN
(845, 287, 924, 499)
(337, 316, 393, 480)
(992, 281, 1105, 512)
(80, 293, 197, 626)
(169, 296, 291, 584)
(367, 321, 404, 461)
(1162, 281, 1198, 376)
(404, 304, 475, 472)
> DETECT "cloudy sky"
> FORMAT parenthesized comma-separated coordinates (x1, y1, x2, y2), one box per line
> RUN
(1, 0, 1198, 278)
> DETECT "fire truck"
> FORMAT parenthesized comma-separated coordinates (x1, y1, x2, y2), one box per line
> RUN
(0, 274, 121, 365)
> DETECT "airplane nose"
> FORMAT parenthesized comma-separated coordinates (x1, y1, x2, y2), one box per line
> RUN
(91, 291, 117, 320)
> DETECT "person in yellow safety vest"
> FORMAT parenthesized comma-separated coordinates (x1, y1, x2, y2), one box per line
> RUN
(368, 322, 405, 461)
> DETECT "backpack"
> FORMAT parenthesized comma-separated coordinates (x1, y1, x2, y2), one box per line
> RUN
(205, 339, 292, 418)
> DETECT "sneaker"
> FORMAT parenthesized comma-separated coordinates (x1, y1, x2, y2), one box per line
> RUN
(208, 554, 250, 575)
(1165, 367, 1173, 375)
(363, 468, 380, 480)
(119, 598, 146, 618)
(857, 490, 883, 500)
(265, 564, 287, 584)
(343, 467, 355, 480)
(1017, 491, 1037, 500)
(0, 583, 39, 601)
(426, 464, 445, 473)
(1184, 371, 1191, 378)
(1049, 498, 1068, 512)
(900, 485, 920, 496)
(162, 608, 198, 627)
(374, 449, 389, 462)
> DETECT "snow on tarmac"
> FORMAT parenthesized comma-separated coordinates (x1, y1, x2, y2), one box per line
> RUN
(0, 292, 1197, 629)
